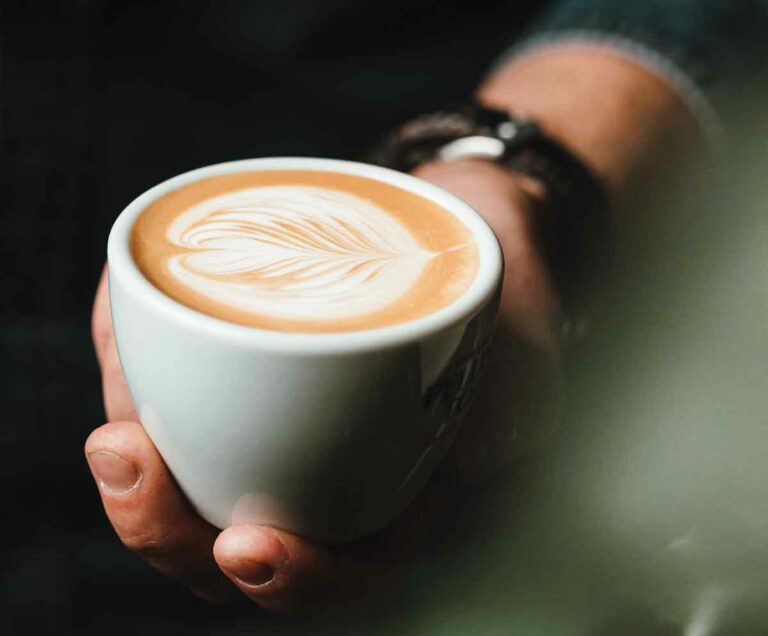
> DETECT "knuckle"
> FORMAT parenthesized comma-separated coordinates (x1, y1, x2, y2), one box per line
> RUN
(118, 526, 225, 595)
(119, 526, 176, 558)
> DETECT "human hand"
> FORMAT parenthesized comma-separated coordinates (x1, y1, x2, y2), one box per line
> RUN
(86, 158, 561, 613)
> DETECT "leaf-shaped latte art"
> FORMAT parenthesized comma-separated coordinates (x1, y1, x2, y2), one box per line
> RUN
(165, 186, 435, 320)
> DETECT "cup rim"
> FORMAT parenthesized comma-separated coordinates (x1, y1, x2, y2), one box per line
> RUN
(107, 157, 503, 354)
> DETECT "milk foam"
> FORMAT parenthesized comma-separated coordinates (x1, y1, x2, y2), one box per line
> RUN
(165, 186, 436, 321)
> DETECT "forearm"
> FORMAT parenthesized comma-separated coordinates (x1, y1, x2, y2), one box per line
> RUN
(416, 50, 713, 471)
(478, 47, 705, 216)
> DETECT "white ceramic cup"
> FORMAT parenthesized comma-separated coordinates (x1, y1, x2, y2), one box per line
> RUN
(107, 157, 503, 544)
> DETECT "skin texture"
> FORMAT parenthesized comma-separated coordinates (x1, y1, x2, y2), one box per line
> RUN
(479, 45, 705, 226)
(86, 48, 701, 613)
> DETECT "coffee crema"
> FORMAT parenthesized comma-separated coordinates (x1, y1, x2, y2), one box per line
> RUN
(130, 170, 479, 332)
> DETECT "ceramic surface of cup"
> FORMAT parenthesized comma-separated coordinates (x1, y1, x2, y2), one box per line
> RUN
(108, 157, 503, 544)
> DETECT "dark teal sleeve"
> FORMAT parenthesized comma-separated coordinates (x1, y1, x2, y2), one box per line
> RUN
(498, 0, 768, 143)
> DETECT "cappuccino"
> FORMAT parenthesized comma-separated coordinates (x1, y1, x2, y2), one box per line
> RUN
(131, 170, 478, 332)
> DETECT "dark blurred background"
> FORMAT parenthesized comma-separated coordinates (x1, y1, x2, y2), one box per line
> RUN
(3, 1, 768, 635)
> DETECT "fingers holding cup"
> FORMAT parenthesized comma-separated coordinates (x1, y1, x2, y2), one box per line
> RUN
(102, 158, 503, 616)
(91, 266, 137, 422)
(85, 420, 237, 603)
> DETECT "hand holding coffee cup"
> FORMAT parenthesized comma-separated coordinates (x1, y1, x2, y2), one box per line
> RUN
(87, 158, 561, 611)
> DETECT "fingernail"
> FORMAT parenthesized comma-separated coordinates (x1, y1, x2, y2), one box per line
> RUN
(88, 451, 142, 495)
(216, 529, 286, 587)
(225, 560, 275, 587)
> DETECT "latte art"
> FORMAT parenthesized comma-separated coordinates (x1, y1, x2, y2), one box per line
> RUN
(167, 187, 437, 321)
(131, 170, 479, 332)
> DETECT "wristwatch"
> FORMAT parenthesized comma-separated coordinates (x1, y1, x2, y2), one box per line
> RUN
(369, 103, 612, 340)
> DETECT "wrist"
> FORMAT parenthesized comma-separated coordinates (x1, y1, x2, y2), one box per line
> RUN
(374, 101, 611, 334)
(415, 156, 549, 202)
(413, 158, 562, 352)
(414, 158, 548, 245)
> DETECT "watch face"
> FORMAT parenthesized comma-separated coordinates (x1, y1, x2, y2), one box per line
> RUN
(380, 105, 532, 171)
(437, 135, 506, 162)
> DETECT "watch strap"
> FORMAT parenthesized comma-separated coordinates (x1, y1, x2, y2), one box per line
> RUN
(368, 104, 612, 333)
